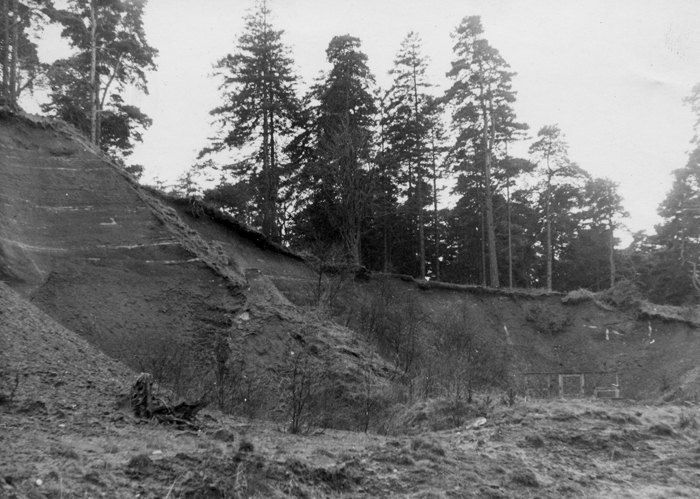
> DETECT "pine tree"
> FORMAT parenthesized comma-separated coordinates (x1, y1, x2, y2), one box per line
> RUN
(44, 0, 156, 157)
(424, 95, 449, 280)
(652, 146, 700, 302)
(290, 35, 377, 264)
(0, 0, 51, 106)
(496, 156, 535, 288)
(445, 16, 522, 288)
(583, 177, 626, 288)
(528, 125, 585, 290)
(384, 31, 433, 278)
(203, 0, 300, 242)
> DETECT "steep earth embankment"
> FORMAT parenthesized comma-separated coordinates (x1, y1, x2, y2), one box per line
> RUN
(0, 110, 386, 416)
(1, 109, 698, 404)
(0, 112, 247, 368)
(334, 276, 700, 400)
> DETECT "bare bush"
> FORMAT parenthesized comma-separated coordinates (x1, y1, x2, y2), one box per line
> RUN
(276, 347, 326, 434)
(679, 410, 698, 430)
(113, 331, 199, 397)
(357, 280, 426, 383)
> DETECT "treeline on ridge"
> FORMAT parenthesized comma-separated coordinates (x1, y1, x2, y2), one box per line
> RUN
(3, 0, 700, 303)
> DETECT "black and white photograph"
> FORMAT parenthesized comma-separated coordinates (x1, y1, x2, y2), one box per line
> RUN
(2, 1, 700, 497)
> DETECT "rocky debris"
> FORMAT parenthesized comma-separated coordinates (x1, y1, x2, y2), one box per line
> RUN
(129, 373, 207, 429)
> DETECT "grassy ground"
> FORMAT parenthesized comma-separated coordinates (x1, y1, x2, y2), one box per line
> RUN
(4, 385, 700, 498)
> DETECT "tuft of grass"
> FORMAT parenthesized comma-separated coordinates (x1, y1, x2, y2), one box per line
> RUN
(50, 444, 80, 460)
(561, 288, 596, 305)
(639, 301, 700, 326)
(597, 280, 643, 309)
(511, 468, 539, 487)
(679, 410, 698, 430)
(523, 434, 545, 448)
(239, 439, 255, 453)
(649, 422, 675, 437)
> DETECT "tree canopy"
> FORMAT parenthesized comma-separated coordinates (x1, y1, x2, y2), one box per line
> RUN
(19, 2, 700, 303)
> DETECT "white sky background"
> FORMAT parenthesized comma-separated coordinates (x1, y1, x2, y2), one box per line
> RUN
(40, 0, 700, 238)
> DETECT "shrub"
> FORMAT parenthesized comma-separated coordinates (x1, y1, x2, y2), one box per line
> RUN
(561, 288, 596, 305)
(679, 410, 698, 430)
(597, 279, 643, 309)
(525, 304, 573, 336)
(276, 347, 326, 434)
(432, 304, 510, 394)
(356, 280, 426, 380)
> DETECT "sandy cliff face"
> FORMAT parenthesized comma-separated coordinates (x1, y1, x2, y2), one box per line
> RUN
(0, 113, 245, 365)
(2, 110, 699, 405)
(0, 112, 375, 411)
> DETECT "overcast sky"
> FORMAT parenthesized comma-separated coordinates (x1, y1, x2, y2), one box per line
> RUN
(55, 0, 700, 237)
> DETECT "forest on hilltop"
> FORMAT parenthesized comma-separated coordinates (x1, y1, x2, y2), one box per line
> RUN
(2, 0, 700, 303)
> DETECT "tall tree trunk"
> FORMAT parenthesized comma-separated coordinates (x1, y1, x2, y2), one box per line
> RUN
(94, 78, 101, 147)
(261, 101, 271, 239)
(417, 173, 425, 279)
(8, 0, 17, 103)
(269, 105, 279, 242)
(545, 174, 553, 291)
(478, 72, 499, 288)
(411, 50, 425, 279)
(260, 4, 276, 241)
(97, 55, 123, 148)
(383, 215, 389, 272)
(2, 0, 8, 102)
(379, 108, 390, 273)
(609, 220, 616, 288)
(506, 172, 513, 289)
(432, 136, 440, 281)
(356, 221, 361, 266)
(260, 44, 271, 238)
(89, 0, 97, 144)
(480, 200, 486, 287)
(482, 135, 499, 288)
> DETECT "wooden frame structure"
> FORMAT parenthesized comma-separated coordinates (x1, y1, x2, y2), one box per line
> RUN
(516, 371, 620, 399)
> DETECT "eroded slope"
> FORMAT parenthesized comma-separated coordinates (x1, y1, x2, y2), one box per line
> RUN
(0, 112, 245, 368)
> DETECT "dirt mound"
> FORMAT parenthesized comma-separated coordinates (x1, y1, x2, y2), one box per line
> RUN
(0, 280, 132, 409)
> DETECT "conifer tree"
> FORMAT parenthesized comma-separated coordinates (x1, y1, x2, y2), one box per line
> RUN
(652, 146, 700, 301)
(44, 0, 156, 156)
(203, 0, 300, 242)
(384, 31, 432, 278)
(424, 95, 449, 280)
(445, 16, 522, 288)
(583, 177, 626, 288)
(0, 0, 51, 105)
(528, 125, 580, 290)
(289, 34, 376, 264)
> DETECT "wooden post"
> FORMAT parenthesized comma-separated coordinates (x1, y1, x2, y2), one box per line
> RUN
(558, 374, 563, 397)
